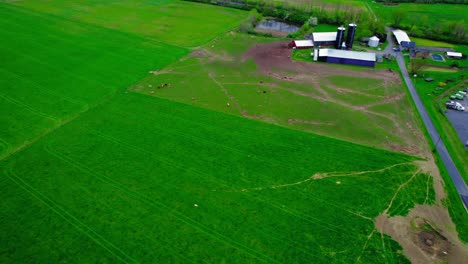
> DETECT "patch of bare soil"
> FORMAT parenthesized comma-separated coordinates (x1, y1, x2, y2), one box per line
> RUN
(375, 159, 468, 264)
(189, 50, 209, 58)
(243, 41, 401, 82)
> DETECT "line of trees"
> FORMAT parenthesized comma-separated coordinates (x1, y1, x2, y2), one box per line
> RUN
(391, 10, 467, 44)
(376, 0, 467, 4)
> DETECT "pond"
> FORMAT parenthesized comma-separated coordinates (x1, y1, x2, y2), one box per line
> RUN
(431, 53, 444, 61)
(255, 19, 299, 33)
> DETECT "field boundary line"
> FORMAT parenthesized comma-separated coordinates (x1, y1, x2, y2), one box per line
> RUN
(0, 92, 57, 121)
(0, 91, 117, 162)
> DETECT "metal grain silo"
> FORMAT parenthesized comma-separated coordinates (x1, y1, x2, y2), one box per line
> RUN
(335, 26, 346, 49)
(346, 23, 357, 49)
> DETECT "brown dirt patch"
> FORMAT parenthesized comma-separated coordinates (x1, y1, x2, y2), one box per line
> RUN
(375, 158, 468, 264)
(189, 50, 209, 58)
(243, 41, 401, 82)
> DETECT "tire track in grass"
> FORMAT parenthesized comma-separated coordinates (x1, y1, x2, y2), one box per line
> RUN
(70, 184, 200, 264)
(0, 93, 57, 121)
(93, 119, 394, 227)
(0, 138, 12, 156)
(3, 167, 137, 263)
(87, 131, 327, 259)
(42, 142, 278, 263)
(0, 68, 85, 107)
(90, 131, 357, 233)
(90, 120, 408, 234)
(357, 169, 421, 262)
(46, 134, 326, 257)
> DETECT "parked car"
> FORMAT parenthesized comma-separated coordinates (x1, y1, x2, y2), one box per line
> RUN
(446, 101, 457, 109)
(446, 101, 465, 111)
(392, 47, 400, 52)
(458, 90, 467, 96)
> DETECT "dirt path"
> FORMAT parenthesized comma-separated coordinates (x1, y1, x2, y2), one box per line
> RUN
(375, 158, 468, 264)
(241, 41, 426, 156)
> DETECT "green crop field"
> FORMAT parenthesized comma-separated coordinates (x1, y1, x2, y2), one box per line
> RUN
(367, 1, 468, 28)
(8, 0, 247, 47)
(1, 0, 466, 262)
(1, 93, 432, 262)
(0, 4, 188, 159)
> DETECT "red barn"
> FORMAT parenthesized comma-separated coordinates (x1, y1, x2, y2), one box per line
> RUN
(291, 40, 314, 49)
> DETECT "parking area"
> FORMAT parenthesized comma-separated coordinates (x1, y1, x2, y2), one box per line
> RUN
(445, 96, 468, 150)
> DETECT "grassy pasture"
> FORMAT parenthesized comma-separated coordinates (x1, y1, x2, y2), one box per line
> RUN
(10, 0, 247, 47)
(411, 71, 468, 240)
(136, 32, 424, 154)
(0, 4, 188, 159)
(412, 37, 455, 48)
(413, 71, 468, 182)
(368, 1, 468, 28)
(1, 92, 430, 262)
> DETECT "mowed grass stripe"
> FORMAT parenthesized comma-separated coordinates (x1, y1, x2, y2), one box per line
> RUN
(1, 93, 422, 262)
(0, 4, 188, 158)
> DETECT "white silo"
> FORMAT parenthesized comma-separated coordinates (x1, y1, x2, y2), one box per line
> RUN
(368, 36, 380, 47)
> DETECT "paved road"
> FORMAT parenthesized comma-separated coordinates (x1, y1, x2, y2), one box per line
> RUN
(395, 53, 468, 211)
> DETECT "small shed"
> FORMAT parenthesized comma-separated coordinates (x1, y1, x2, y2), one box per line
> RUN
(292, 40, 314, 49)
(368, 36, 380, 47)
(446, 51, 462, 59)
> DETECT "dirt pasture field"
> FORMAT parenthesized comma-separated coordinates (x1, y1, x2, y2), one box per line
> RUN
(243, 41, 398, 82)
(242, 41, 427, 157)
(135, 33, 428, 157)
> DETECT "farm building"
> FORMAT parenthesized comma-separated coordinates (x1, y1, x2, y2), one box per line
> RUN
(291, 40, 314, 49)
(312, 32, 337, 46)
(392, 30, 415, 49)
(446, 51, 463, 58)
(318, 49, 376, 67)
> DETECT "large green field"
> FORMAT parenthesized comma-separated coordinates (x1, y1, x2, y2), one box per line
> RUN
(367, 1, 468, 28)
(1, 0, 466, 262)
(8, 0, 247, 47)
(0, 4, 188, 159)
(1, 92, 431, 262)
